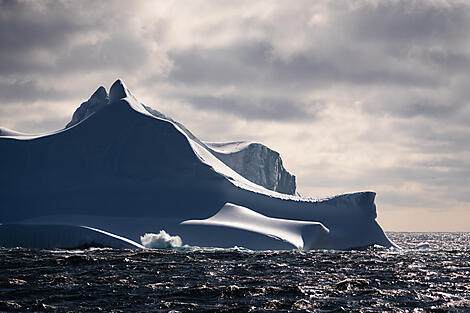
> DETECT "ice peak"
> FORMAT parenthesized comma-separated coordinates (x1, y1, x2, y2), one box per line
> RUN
(65, 85, 109, 128)
(109, 79, 131, 103)
(87, 86, 108, 106)
(92, 86, 108, 99)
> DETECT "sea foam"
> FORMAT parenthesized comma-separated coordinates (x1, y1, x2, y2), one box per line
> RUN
(140, 230, 182, 248)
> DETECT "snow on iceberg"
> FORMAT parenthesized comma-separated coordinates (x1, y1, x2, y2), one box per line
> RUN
(0, 79, 395, 250)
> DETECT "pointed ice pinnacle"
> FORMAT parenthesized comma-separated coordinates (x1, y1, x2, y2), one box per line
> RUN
(66, 79, 142, 128)
(66, 85, 109, 128)
(109, 79, 130, 103)
(92, 86, 108, 100)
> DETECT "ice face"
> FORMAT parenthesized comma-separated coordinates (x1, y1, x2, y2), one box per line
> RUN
(206, 142, 296, 195)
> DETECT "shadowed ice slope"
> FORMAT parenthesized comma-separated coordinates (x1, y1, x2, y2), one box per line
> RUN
(0, 79, 395, 250)
(63, 85, 297, 194)
(66, 86, 109, 128)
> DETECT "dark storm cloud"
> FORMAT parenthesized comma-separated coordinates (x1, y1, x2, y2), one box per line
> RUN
(2, 0, 469, 121)
(164, 41, 440, 91)
(0, 1, 85, 51)
(0, 0, 161, 77)
(0, 0, 468, 135)
(166, 42, 270, 86)
(0, 0, 98, 74)
(350, 1, 470, 44)
(52, 36, 151, 74)
(338, 1, 470, 121)
(362, 96, 467, 120)
(392, 119, 470, 154)
(0, 79, 68, 103)
(184, 94, 323, 121)
(391, 101, 462, 119)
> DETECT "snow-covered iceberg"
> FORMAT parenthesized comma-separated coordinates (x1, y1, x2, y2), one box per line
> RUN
(0, 79, 395, 250)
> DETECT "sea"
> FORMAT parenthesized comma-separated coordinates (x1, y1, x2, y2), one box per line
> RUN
(1, 232, 469, 312)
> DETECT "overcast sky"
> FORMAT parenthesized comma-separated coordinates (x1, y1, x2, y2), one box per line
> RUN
(1, 0, 469, 231)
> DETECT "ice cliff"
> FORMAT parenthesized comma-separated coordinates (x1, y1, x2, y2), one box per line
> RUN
(206, 141, 296, 195)
(0, 79, 395, 250)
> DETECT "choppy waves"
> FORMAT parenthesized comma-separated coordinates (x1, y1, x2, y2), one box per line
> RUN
(1, 232, 469, 312)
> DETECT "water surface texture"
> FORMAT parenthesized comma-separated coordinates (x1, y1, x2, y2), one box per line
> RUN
(1, 232, 469, 312)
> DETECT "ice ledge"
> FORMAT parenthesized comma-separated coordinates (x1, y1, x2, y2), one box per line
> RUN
(0, 224, 144, 249)
(182, 203, 331, 250)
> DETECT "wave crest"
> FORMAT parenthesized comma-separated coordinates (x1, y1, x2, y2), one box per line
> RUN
(140, 230, 182, 249)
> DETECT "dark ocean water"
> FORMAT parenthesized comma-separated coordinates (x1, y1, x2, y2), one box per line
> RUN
(1, 232, 469, 312)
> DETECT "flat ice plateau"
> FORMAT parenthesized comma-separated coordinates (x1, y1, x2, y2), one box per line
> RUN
(0, 80, 394, 250)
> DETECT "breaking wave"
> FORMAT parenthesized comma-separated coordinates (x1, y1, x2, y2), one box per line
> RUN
(140, 230, 182, 248)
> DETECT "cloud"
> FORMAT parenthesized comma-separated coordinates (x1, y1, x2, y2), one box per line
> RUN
(0, 0, 171, 78)
(350, 1, 470, 45)
(182, 94, 324, 121)
(393, 118, 470, 154)
(0, 79, 68, 103)
(0, 0, 99, 74)
(11, 115, 69, 134)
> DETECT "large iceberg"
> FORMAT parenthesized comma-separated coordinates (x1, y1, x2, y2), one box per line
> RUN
(0, 79, 395, 250)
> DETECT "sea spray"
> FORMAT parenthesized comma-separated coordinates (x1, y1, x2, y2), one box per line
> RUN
(140, 230, 182, 248)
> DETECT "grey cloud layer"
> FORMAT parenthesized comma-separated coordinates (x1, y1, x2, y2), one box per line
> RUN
(0, 0, 100, 74)
(2, 0, 469, 118)
(0, 79, 67, 102)
(183, 94, 324, 121)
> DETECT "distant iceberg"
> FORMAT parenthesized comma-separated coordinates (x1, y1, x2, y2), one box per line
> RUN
(0, 79, 395, 250)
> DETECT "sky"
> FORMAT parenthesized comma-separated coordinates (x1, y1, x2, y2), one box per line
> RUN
(0, 0, 469, 231)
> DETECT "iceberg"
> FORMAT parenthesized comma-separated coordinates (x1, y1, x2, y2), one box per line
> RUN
(0, 79, 395, 250)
